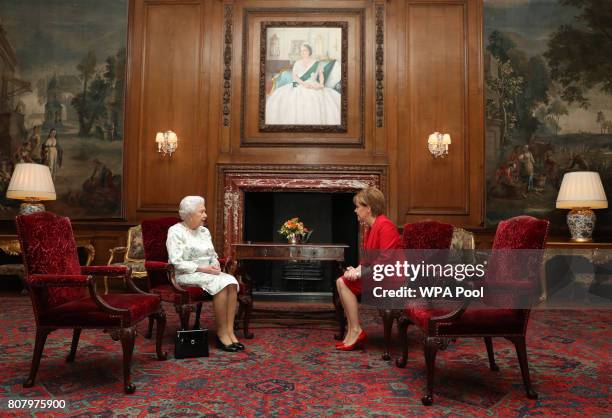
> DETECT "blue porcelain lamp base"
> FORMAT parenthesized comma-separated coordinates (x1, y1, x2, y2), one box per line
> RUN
(19, 201, 46, 215)
(567, 207, 596, 242)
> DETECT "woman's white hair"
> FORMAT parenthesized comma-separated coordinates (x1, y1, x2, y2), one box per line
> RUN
(179, 195, 205, 221)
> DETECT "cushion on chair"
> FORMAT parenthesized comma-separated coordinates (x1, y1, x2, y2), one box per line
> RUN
(125, 225, 145, 260)
(16, 212, 85, 308)
(150, 283, 208, 303)
(41, 293, 161, 327)
(406, 304, 527, 336)
(403, 221, 454, 249)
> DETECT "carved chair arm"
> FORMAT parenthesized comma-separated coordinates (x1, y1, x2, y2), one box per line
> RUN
(426, 279, 480, 333)
(28, 274, 91, 287)
(144, 261, 190, 295)
(107, 246, 127, 265)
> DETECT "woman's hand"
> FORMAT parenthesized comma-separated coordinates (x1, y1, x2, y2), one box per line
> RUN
(344, 265, 361, 280)
(197, 265, 221, 275)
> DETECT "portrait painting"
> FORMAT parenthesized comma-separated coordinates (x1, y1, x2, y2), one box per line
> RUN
(259, 22, 347, 133)
(0, 0, 127, 219)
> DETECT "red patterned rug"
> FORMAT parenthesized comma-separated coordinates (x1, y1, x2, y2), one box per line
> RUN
(0, 295, 610, 416)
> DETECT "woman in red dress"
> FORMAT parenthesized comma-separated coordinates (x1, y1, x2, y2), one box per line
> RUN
(336, 186, 402, 350)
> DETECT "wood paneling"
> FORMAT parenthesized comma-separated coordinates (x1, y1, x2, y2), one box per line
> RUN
(396, 0, 483, 227)
(0, 0, 486, 263)
(126, 0, 208, 215)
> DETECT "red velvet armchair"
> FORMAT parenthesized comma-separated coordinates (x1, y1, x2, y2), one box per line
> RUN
(396, 215, 548, 405)
(140, 217, 209, 332)
(378, 220, 461, 360)
(16, 212, 167, 394)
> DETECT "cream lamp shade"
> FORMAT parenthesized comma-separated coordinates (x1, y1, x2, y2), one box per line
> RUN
(556, 171, 607, 209)
(7, 163, 56, 213)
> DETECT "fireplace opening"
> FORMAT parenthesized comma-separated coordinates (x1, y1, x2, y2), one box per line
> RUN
(243, 191, 358, 297)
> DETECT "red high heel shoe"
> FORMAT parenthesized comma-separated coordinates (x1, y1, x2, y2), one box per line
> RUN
(336, 330, 366, 351)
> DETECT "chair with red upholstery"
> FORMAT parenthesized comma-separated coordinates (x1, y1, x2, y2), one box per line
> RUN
(396, 215, 548, 405)
(141, 217, 245, 333)
(379, 220, 460, 360)
(16, 211, 166, 394)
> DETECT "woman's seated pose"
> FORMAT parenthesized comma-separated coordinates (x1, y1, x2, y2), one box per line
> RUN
(167, 196, 244, 352)
(336, 186, 402, 350)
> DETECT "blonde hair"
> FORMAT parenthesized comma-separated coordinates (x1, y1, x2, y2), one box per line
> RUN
(353, 186, 385, 217)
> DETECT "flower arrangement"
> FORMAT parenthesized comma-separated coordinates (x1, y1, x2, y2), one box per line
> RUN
(278, 217, 309, 243)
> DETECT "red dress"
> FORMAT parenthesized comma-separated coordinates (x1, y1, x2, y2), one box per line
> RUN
(342, 214, 402, 296)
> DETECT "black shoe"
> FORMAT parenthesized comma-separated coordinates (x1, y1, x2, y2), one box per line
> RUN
(216, 336, 239, 352)
(232, 342, 245, 350)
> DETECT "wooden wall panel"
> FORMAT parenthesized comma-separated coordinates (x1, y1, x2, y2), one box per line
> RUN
(126, 0, 208, 216)
(398, 0, 483, 227)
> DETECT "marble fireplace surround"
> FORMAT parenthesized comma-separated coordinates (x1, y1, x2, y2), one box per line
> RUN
(216, 164, 387, 257)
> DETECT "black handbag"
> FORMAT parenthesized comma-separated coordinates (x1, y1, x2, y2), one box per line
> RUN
(174, 329, 209, 359)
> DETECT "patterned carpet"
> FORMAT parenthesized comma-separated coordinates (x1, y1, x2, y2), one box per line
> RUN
(0, 295, 610, 416)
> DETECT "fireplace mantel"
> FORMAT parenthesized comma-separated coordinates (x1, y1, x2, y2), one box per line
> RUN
(216, 164, 387, 257)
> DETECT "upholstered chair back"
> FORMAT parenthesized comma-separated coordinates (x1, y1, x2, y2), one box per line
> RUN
(141, 217, 181, 287)
(15, 211, 84, 311)
(486, 215, 549, 307)
(402, 220, 454, 249)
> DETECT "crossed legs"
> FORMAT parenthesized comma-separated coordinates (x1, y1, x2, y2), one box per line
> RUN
(212, 284, 240, 346)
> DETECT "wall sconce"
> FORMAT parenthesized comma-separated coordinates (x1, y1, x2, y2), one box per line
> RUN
(155, 130, 178, 156)
(427, 132, 451, 158)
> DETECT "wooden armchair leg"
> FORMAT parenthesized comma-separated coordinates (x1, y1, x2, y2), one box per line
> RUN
(153, 310, 168, 360)
(176, 304, 191, 331)
(120, 327, 136, 394)
(421, 337, 439, 406)
(24, 327, 52, 388)
(508, 336, 538, 399)
(380, 309, 394, 361)
(395, 316, 410, 368)
(242, 295, 254, 339)
(194, 302, 202, 329)
(66, 328, 81, 363)
(145, 317, 154, 339)
(484, 337, 499, 371)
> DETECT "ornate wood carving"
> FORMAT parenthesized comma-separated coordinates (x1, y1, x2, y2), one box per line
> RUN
(223, 4, 233, 127)
(375, 4, 384, 128)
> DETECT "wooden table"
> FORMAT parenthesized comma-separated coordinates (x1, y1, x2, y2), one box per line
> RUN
(232, 242, 349, 338)
(542, 240, 612, 301)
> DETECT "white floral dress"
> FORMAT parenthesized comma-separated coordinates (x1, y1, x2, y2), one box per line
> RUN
(166, 223, 238, 295)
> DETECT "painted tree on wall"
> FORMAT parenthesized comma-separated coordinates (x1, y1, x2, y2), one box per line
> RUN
(484, 0, 612, 233)
(545, 0, 612, 108)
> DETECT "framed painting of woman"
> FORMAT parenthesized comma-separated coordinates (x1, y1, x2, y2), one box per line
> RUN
(259, 22, 348, 133)
(238, 8, 365, 147)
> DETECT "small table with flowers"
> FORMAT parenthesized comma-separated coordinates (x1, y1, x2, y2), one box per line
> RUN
(232, 242, 349, 338)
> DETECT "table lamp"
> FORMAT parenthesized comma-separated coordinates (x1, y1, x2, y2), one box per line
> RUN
(556, 171, 608, 242)
(6, 163, 56, 215)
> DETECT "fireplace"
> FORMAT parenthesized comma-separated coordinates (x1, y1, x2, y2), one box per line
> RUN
(243, 191, 358, 293)
(216, 164, 387, 259)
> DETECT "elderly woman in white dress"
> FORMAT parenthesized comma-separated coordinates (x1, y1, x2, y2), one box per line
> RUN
(265, 43, 341, 125)
(166, 196, 244, 352)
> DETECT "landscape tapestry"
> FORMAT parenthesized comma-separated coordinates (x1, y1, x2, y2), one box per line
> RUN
(485, 0, 612, 233)
(0, 0, 127, 218)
